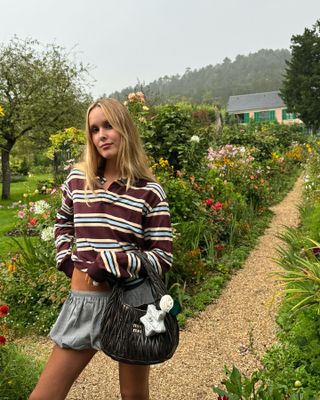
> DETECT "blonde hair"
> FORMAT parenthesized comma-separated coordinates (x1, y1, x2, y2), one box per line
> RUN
(76, 97, 156, 191)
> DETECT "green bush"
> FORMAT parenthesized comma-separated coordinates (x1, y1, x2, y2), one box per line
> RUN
(0, 237, 68, 335)
(0, 343, 43, 400)
(9, 157, 30, 177)
(261, 306, 320, 397)
(142, 104, 212, 172)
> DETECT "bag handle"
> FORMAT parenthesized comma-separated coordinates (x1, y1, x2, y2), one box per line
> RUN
(121, 251, 167, 298)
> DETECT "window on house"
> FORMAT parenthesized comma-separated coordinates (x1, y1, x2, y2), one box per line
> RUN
(282, 109, 296, 120)
(254, 110, 275, 122)
(236, 113, 250, 123)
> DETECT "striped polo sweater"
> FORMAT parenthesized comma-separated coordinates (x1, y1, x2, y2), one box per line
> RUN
(54, 168, 173, 283)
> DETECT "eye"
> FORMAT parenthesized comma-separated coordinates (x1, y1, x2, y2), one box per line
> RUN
(90, 126, 99, 134)
(104, 122, 113, 130)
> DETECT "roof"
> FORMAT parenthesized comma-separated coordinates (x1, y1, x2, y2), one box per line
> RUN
(227, 91, 286, 113)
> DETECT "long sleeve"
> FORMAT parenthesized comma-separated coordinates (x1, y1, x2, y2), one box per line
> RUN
(87, 197, 173, 282)
(54, 178, 75, 278)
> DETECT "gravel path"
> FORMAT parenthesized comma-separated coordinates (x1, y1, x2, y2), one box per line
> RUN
(22, 175, 304, 399)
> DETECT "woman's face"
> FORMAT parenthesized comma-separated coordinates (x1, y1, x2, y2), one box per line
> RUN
(89, 106, 121, 162)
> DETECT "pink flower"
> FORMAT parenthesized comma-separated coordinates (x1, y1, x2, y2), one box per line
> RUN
(18, 210, 25, 219)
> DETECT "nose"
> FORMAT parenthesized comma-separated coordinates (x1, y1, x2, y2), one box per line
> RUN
(98, 127, 108, 140)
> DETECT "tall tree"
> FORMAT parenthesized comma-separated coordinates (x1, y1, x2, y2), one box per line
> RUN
(0, 37, 91, 199)
(281, 20, 320, 131)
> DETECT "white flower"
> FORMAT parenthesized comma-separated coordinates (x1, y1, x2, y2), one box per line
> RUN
(40, 226, 54, 242)
(159, 295, 174, 313)
(34, 200, 50, 215)
(190, 135, 200, 143)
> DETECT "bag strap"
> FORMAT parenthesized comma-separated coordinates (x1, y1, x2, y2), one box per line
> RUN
(132, 250, 168, 296)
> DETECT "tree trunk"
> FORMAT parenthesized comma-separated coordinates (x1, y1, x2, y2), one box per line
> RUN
(1, 148, 11, 200)
(53, 153, 59, 184)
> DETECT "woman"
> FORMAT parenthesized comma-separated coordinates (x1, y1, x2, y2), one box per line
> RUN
(29, 98, 173, 400)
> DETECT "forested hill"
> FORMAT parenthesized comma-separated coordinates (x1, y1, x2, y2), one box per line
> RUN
(110, 49, 291, 106)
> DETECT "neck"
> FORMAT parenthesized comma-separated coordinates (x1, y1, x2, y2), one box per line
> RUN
(103, 160, 121, 180)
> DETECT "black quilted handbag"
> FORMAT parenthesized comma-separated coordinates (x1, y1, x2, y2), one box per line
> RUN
(100, 252, 179, 365)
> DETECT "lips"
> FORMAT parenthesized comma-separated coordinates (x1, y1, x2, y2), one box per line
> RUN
(101, 143, 112, 149)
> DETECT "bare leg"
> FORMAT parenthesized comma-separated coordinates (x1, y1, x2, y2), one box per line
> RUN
(119, 362, 150, 400)
(29, 345, 96, 400)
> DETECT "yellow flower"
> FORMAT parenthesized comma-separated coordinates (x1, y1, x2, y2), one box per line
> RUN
(7, 263, 16, 272)
(0, 105, 4, 117)
(142, 105, 149, 111)
(138, 116, 146, 124)
(159, 158, 169, 168)
(187, 248, 201, 258)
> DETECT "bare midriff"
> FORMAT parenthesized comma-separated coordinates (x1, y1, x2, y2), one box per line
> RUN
(71, 267, 111, 292)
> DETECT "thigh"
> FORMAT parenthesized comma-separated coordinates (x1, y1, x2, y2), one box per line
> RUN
(119, 362, 150, 400)
(29, 345, 96, 400)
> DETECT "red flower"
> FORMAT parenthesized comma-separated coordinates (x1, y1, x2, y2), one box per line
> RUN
(212, 202, 223, 210)
(205, 198, 214, 206)
(0, 336, 6, 345)
(216, 244, 224, 252)
(0, 304, 9, 317)
(29, 217, 37, 226)
(218, 396, 229, 400)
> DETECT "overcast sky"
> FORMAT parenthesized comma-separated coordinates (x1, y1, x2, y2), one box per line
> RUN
(1, 0, 319, 98)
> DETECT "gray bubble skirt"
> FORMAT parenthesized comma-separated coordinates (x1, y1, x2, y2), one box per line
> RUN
(49, 290, 110, 351)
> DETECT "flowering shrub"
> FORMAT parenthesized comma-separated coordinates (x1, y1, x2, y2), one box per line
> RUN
(123, 92, 151, 142)
(0, 187, 66, 334)
(0, 237, 68, 334)
(0, 304, 9, 346)
(132, 102, 212, 173)
(285, 142, 308, 163)
(207, 145, 272, 211)
(15, 192, 59, 239)
(207, 144, 255, 181)
(0, 303, 42, 399)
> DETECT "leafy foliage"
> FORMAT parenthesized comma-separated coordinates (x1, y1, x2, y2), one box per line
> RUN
(0, 343, 43, 399)
(0, 36, 91, 199)
(0, 236, 68, 334)
(281, 19, 320, 130)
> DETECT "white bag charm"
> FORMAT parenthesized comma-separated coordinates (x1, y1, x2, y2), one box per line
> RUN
(140, 295, 174, 337)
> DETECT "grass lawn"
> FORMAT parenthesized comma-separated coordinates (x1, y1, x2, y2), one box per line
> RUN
(0, 173, 53, 261)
